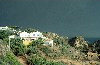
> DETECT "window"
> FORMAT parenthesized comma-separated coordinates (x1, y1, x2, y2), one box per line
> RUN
(37, 34, 39, 36)
(33, 34, 35, 36)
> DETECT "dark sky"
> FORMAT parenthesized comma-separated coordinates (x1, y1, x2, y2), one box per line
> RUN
(0, 0, 100, 38)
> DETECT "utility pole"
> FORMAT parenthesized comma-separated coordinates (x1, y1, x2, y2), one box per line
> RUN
(9, 37, 10, 51)
(8, 35, 15, 51)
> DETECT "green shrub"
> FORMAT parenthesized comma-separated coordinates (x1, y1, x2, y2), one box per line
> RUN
(40, 46, 53, 56)
(10, 39, 26, 56)
(26, 46, 38, 55)
(27, 54, 66, 65)
(26, 39, 44, 55)
(0, 52, 22, 65)
(0, 30, 13, 40)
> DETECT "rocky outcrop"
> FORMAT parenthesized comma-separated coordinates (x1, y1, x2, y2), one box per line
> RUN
(0, 39, 9, 56)
(43, 32, 59, 39)
(69, 36, 88, 47)
(87, 52, 99, 61)
(68, 36, 88, 52)
(93, 40, 100, 54)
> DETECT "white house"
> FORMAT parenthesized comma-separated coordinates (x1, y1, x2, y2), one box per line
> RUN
(19, 31, 53, 46)
(19, 31, 29, 39)
(19, 31, 44, 40)
(0, 26, 9, 30)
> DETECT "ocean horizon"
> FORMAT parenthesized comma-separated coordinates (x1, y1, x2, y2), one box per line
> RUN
(85, 37, 100, 43)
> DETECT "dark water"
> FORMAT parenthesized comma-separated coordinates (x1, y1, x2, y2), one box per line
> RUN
(85, 38, 100, 43)
(0, 0, 100, 38)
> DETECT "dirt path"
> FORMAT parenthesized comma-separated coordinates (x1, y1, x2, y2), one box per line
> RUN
(55, 58, 82, 65)
(17, 55, 100, 65)
(17, 56, 27, 65)
(55, 58, 100, 65)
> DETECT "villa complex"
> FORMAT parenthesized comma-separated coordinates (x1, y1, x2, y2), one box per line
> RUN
(1, 26, 54, 46)
(19, 31, 45, 40)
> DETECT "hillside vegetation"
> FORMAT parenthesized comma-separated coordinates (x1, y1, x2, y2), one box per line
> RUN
(0, 27, 100, 65)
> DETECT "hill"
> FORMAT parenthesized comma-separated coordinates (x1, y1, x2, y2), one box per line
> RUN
(0, 26, 100, 65)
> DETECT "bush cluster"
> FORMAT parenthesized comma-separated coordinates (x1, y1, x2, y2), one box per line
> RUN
(27, 54, 66, 65)
(0, 52, 22, 65)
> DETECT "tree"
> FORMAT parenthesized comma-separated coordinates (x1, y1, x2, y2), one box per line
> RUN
(0, 30, 13, 39)
(10, 39, 26, 56)
(27, 54, 66, 65)
(26, 39, 43, 55)
(0, 51, 22, 65)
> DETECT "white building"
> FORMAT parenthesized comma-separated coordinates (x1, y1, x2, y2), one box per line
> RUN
(19, 31, 44, 40)
(44, 39, 53, 47)
(0, 26, 16, 32)
(0, 26, 9, 30)
(19, 31, 53, 46)
(9, 35, 16, 39)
